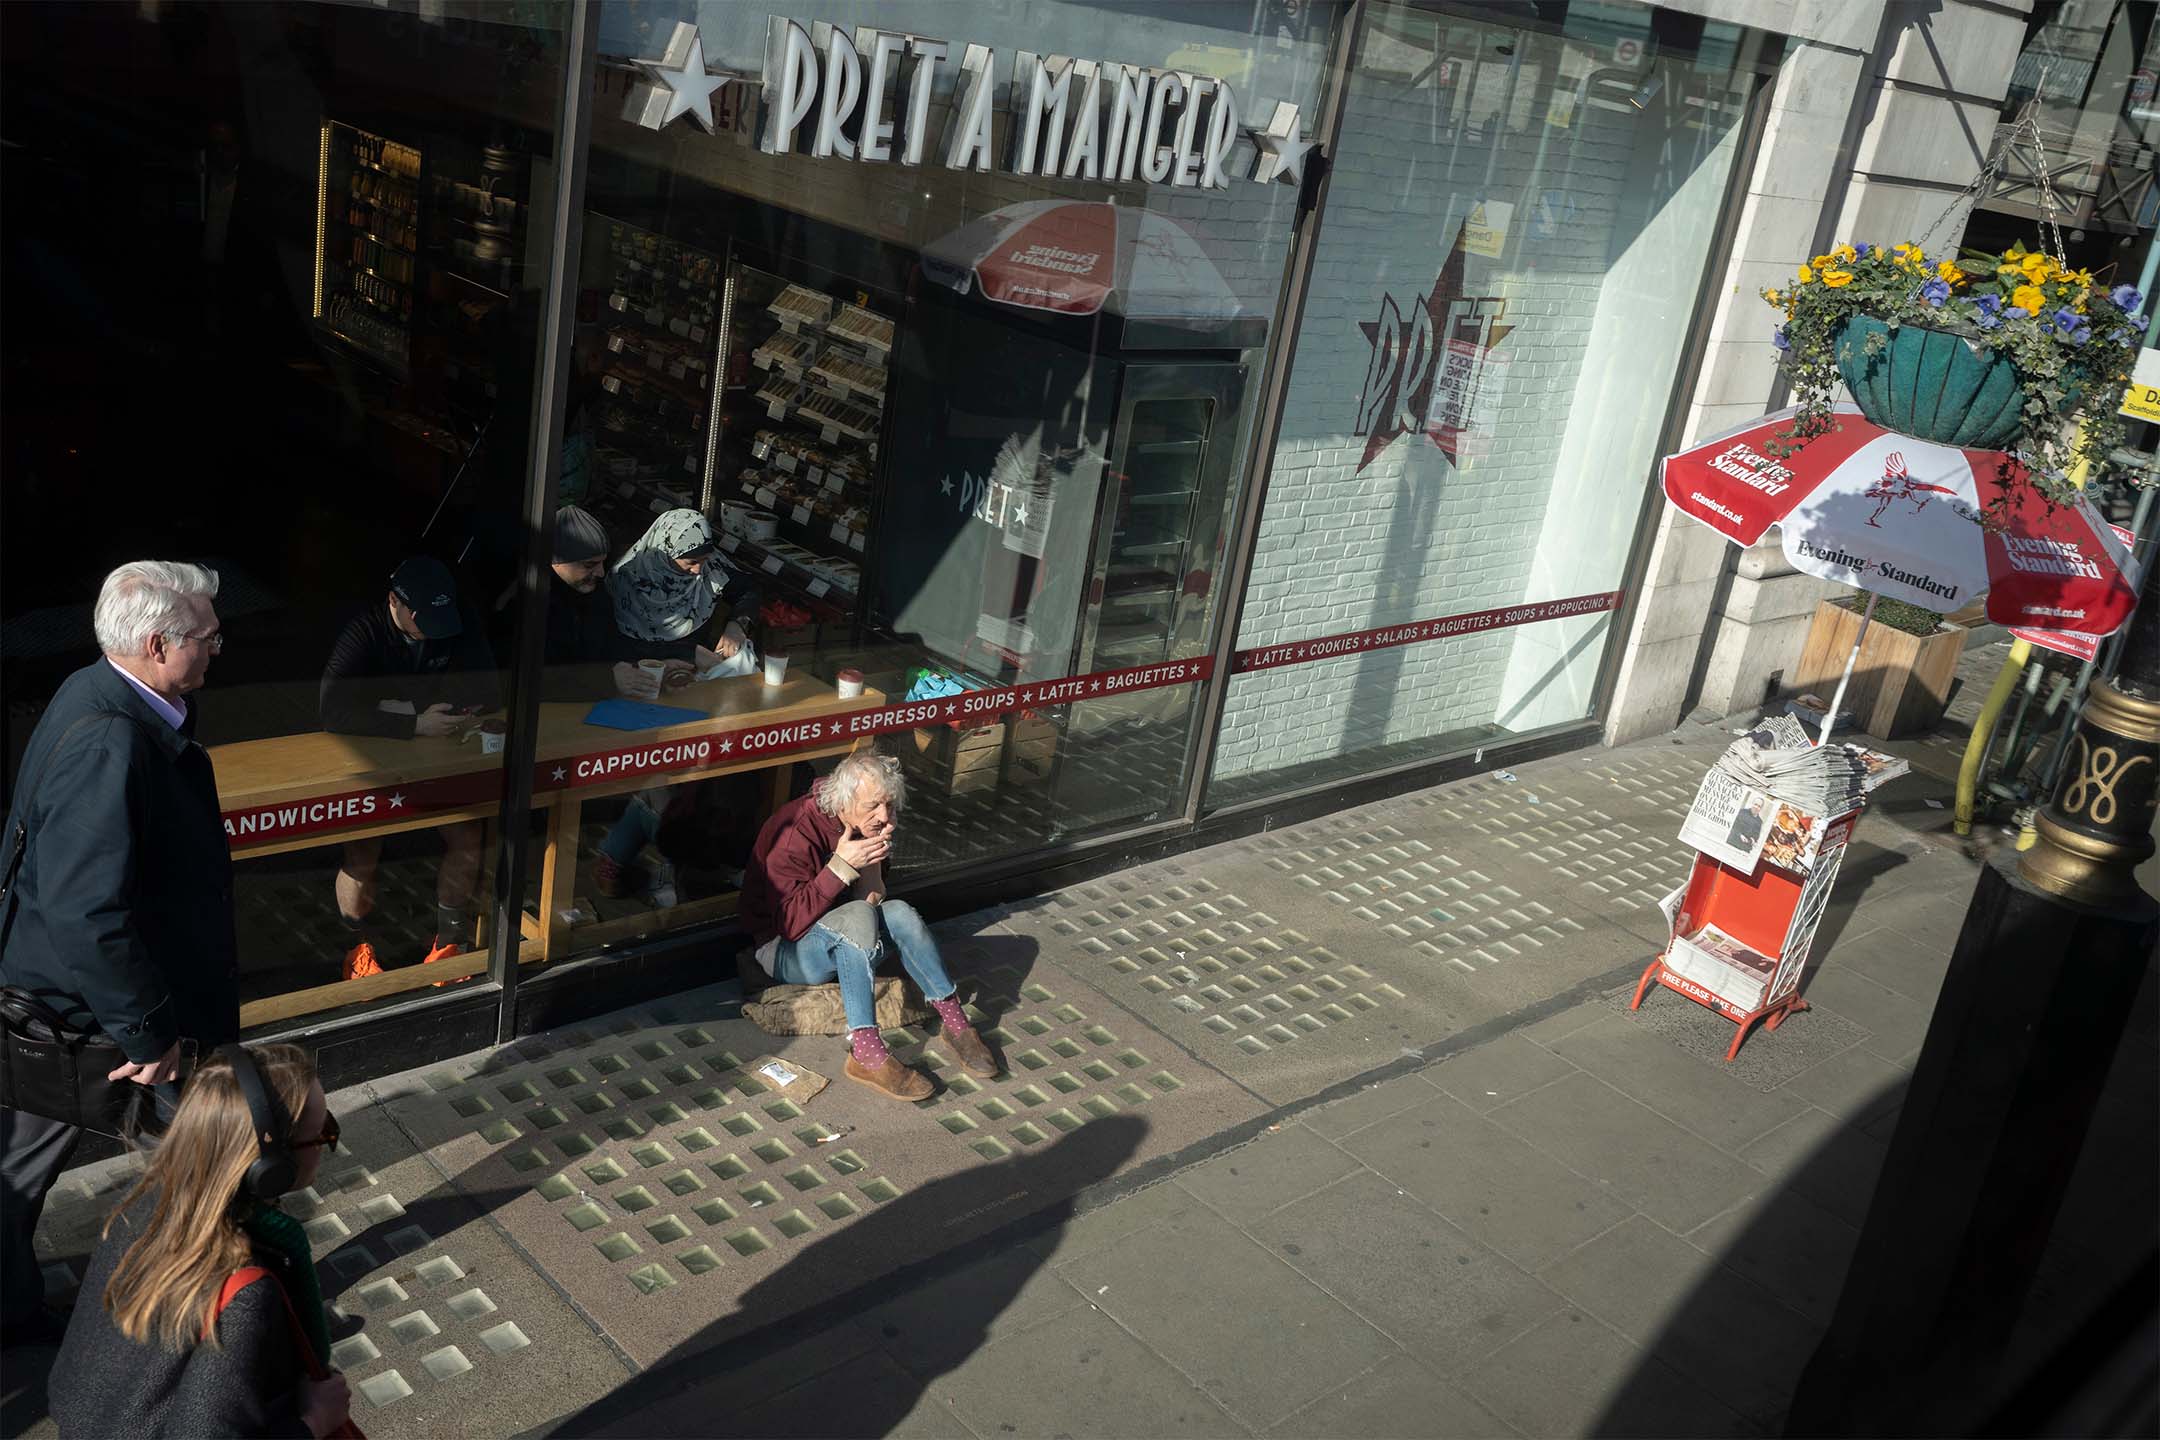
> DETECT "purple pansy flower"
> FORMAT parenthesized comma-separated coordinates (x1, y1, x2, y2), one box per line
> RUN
(1855, 243, 1875, 258)
(2110, 284, 2143, 313)
(2052, 306, 2092, 345)
(1772, 324, 1790, 351)
(1920, 277, 1951, 306)
(1974, 293, 2004, 330)
(2005, 306, 2031, 322)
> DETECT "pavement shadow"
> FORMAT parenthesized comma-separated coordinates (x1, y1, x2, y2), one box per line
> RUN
(550, 1115, 1148, 1439)
(1594, 953, 2160, 1436)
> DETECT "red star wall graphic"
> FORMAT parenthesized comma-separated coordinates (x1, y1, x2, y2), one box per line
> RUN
(1353, 221, 1513, 473)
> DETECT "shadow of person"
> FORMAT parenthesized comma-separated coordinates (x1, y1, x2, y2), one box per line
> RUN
(551, 1114, 1148, 1439)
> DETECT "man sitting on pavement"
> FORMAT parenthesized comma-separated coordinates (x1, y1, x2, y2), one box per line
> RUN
(739, 752, 997, 1099)
(319, 556, 497, 982)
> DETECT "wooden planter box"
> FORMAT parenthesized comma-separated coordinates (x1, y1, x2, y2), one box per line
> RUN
(1790, 600, 1964, 739)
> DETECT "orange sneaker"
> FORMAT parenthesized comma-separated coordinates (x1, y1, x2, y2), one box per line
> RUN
(342, 940, 382, 981)
(423, 937, 469, 988)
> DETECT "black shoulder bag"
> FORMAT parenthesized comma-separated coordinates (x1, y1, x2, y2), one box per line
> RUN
(0, 714, 171, 1137)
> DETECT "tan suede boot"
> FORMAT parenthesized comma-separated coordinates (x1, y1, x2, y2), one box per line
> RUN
(937, 1023, 1000, 1080)
(844, 1052, 933, 1101)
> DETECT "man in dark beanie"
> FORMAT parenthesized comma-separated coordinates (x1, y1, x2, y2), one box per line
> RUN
(542, 505, 688, 702)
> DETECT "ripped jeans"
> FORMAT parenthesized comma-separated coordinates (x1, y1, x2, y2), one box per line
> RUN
(767, 900, 955, 1033)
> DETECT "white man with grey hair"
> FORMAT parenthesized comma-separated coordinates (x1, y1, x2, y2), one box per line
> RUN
(0, 561, 240, 1348)
(739, 752, 998, 1100)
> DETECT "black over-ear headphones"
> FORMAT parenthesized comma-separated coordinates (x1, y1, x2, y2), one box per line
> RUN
(220, 1043, 297, 1201)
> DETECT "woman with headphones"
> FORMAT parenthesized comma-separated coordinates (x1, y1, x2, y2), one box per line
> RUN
(48, 1043, 356, 1438)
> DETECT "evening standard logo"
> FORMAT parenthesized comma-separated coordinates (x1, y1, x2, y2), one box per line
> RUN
(2001, 536, 2101, 579)
(1795, 538, 1870, 572)
(1010, 243, 1098, 275)
(1706, 443, 1795, 495)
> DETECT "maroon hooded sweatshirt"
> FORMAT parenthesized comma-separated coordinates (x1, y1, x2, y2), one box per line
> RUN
(739, 781, 851, 950)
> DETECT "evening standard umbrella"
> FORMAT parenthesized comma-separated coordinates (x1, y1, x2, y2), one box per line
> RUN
(919, 199, 1238, 320)
(1661, 403, 2137, 742)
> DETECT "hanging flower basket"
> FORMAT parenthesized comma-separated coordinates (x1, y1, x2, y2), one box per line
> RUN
(1762, 241, 2146, 505)
(1831, 316, 2025, 449)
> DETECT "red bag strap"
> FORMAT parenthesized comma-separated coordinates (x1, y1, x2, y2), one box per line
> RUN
(205, 1266, 367, 1439)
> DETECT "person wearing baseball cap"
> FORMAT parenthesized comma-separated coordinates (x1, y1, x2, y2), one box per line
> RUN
(318, 556, 499, 983)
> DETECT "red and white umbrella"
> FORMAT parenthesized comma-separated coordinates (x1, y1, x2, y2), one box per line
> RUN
(1662, 405, 2137, 745)
(1663, 405, 2137, 635)
(920, 199, 1238, 320)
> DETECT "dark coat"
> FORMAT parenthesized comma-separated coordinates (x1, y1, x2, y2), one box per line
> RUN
(49, 1196, 314, 1438)
(318, 599, 498, 739)
(0, 661, 238, 1063)
(538, 577, 692, 702)
(739, 783, 849, 946)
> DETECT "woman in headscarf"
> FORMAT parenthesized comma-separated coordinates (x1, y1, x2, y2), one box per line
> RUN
(598, 510, 762, 903)
(609, 509, 755, 657)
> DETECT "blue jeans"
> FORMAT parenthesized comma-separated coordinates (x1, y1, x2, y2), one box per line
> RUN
(769, 900, 955, 1033)
(600, 792, 663, 867)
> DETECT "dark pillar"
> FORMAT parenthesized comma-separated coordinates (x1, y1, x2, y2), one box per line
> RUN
(1787, 524, 2160, 1436)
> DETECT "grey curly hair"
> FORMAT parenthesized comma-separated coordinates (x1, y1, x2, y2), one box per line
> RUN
(817, 751, 905, 816)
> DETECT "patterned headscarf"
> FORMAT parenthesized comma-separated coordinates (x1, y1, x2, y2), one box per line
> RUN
(610, 509, 730, 643)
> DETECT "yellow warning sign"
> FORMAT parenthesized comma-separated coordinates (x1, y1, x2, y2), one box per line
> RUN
(1463, 200, 1512, 258)
(2120, 347, 2160, 424)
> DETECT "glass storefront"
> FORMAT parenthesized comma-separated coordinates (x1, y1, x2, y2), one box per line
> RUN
(1206, 1, 1772, 808)
(0, 0, 1771, 1051)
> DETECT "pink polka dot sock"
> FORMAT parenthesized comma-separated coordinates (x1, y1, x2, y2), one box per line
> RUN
(930, 995, 973, 1036)
(849, 1026, 889, 1069)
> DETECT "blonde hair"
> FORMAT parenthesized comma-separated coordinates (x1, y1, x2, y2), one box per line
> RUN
(101, 1043, 316, 1351)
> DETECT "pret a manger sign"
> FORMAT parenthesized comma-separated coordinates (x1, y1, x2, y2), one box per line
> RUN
(625, 18, 1311, 191)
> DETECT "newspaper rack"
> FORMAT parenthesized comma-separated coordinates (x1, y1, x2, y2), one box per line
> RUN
(1632, 746, 1906, 1060)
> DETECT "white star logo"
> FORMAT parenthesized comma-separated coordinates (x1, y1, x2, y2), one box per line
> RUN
(1089, 680, 1102, 693)
(717, 738, 734, 754)
(939, 474, 954, 495)
(1012, 503, 1029, 526)
(944, 703, 958, 717)
(625, 22, 730, 134)
(387, 793, 405, 810)
(1247, 100, 1316, 186)
(551, 766, 567, 782)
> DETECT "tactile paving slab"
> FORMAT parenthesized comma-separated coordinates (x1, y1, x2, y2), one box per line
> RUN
(393, 942, 1262, 1370)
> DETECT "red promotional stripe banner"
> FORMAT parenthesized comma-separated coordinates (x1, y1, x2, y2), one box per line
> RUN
(220, 656, 1218, 846)
(1232, 590, 1625, 674)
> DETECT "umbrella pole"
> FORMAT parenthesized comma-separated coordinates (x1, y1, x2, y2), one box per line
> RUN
(1815, 591, 1878, 748)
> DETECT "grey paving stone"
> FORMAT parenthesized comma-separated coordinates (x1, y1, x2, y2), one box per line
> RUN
(1549, 1013, 1813, 1151)
(1776, 1045, 1908, 1121)
(1685, 1188, 1861, 1331)
(1338, 1093, 1634, 1270)
(1268, 1353, 1519, 1438)
(1515, 999, 1610, 1049)
(1735, 1105, 1847, 1179)
(620, 1347, 973, 1439)
(1424, 1034, 1578, 1112)
(1536, 1216, 1817, 1427)
(1175, 1124, 1363, 1228)
(1824, 922, 1955, 1004)
(934, 1303, 1251, 1439)
(1248, 1171, 1565, 1371)
(1027, 1180, 1203, 1267)
(1298, 1072, 1441, 1139)
(1782, 1125, 1891, 1230)
(1457, 1308, 1762, 1439)
(863, 1244, 1088, 1382)
(1057, 1201, 1390, 1429)
(1487, 1073, 1766, 1233)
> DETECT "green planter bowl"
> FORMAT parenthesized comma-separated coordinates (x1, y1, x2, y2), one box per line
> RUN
(1833, 316, 2025, 449)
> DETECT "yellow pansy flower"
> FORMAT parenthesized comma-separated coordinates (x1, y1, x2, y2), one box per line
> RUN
(1797, 263, 1815, 284)
(2012, 284, 2048, 313)
(1830, 243, 1857, 264)
(2019, 251, 2053, 283)
(1821, 267, 1854, 287)
(1936, 259, 1966, 286)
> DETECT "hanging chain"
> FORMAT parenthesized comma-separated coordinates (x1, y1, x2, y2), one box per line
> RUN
(1915, 64, 2071, 265)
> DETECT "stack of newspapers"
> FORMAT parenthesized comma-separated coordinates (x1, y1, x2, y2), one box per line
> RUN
(1715, 714, 1870, 815)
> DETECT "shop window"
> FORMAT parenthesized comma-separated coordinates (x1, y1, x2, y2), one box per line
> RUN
(1206, 1, 1774, 809)
(0, 3, 572, 1028)
(521, 0, 1339, 959)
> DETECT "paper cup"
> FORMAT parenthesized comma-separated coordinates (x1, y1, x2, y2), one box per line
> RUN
(836, 667, 865, 699)
(763, 653, 790, 686)
(480, 729, 506, 755)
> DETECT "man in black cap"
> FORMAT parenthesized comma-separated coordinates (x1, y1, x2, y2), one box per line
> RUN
(319, 556, 498, 981)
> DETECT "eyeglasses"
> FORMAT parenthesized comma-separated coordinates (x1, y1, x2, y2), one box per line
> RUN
(290, 1111, 340, 1153)
(167, 629, 224, 655)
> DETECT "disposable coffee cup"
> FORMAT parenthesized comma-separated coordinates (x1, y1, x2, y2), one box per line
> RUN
(835, 667, 865, 700)
(763, 652, 790, 686)
(480, 729, 506, 756)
